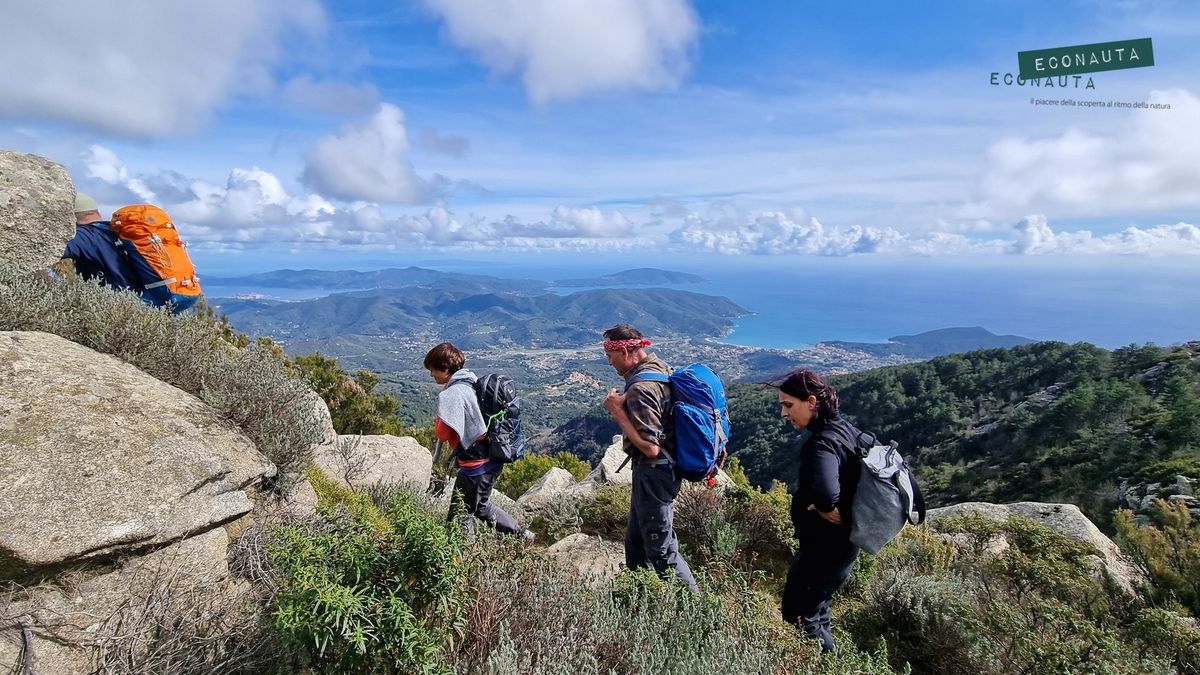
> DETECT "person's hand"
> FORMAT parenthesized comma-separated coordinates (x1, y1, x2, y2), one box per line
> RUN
(603, 388, 625, 415)
(808, 504, 843, 525)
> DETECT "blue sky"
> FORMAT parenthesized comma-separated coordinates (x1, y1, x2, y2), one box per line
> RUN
(3, 0, 1199, 272)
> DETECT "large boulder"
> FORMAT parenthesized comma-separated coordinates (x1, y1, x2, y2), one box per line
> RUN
(0, 528, 239, 674)
(545, 533, 625, 585)
(517, 467, 577, 510)
(0, 151, 76, 274)
(927, 501, 1144, 593)
(312, 434, 433, 490)
(302, 389, 337, 447)
(586, 435, 633, 485)
(0, 331, 275, 578)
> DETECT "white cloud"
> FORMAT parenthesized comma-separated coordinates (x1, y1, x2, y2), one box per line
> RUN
(72, 145, 1200, 256)
(0, 0, 325, 136)
(422, 0, 698, 103)
(301, 103, 430, 203)
(1009, 214, 1200, 255)
(980, 89, 1200, 216)
(668, 210, 904, 256)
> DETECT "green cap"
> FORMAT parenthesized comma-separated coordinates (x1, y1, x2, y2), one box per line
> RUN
(73, 192, 98, 213)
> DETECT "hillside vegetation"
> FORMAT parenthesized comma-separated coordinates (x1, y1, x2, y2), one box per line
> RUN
(8, 267, 1200, 674)
(730, 340, 1200, 525)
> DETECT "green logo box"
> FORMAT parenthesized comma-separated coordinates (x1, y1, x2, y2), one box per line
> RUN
(1018, 38, 1154, 79)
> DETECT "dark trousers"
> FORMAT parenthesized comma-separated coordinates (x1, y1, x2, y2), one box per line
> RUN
(626, 463, 698, 591)
(781, 524, 859, 652)
(451, 467, 523, 536)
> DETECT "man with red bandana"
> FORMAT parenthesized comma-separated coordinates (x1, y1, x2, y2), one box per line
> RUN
(601, 323, 698, 591)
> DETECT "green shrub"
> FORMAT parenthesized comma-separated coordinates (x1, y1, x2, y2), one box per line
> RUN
(294, 353, 405, 435)
(1115, 500, 1200, 616)
(269, 469, 468, 674)
(0, 267, 322, 488)
(449, 542, 894, 675)
(578, 484, 632, 540)
(843, 515, 1179, 674)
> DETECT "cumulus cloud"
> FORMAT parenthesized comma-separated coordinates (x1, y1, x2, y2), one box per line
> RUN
(421, 0, 698, 103)
(73, 145, 1200, 256)
(980, 89, 1200, 215)
(669, 210, 904, 256)
(301, 103, 430, 203)
(1009, 214, 1200, 255)
(0, 0, 325, 136)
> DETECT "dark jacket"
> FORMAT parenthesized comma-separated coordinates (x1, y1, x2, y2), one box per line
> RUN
(62, 221, 142, 292)
(791, 414, 863, 539)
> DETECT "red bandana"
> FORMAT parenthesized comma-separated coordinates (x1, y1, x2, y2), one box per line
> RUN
(604, 338, 652, 352)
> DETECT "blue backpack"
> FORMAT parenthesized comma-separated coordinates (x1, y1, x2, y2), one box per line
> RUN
(626, 364, 731, 482)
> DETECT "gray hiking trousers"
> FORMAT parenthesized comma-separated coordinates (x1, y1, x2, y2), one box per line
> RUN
(451, 467, 523, 536)
(626, 463, 698, 591)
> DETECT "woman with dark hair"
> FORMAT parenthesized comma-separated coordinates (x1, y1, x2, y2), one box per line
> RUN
(775, 368, 863, 653)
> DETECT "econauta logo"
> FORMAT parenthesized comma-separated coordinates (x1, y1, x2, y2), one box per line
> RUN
(990, 73, 1096, 89)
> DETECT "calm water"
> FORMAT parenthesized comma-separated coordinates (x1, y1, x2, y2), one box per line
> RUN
(199, 253, 1200, 350)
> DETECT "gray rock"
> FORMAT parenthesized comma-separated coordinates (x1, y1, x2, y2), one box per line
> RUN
(312, 434, 433, 491)
(0, 331, 275, 578)
(927, 501, 1144, 594)
(302, 389, 337, 447)
(0, 151, 76, 274)
(0, 528, 237, 673)
(1175, 475, 1194, 497)
(545, 533, 625, 585)
(585, 435, 633, 485)
(517, 467, 577, 510)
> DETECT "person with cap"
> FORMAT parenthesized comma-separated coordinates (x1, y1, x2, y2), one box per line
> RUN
(601, 323, 699, 591)
(774, 368, 862, 653)
(61, 192, 144, 299)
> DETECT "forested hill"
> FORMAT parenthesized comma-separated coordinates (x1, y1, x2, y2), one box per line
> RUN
(728, 340, 1200, 526)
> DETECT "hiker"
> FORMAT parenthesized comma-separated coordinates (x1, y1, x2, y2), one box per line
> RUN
(425, 342, 533, 541)
(774, 368, 862, 653)
(62, 195, 203, 313)
(601, 324, 698, 591)
(61, 192, 143, 298)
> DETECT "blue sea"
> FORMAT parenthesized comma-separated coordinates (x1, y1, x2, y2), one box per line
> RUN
(197, 251, 1200, 350)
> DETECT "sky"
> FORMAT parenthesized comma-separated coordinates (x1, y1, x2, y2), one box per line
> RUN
(3, 0, 1200, 273)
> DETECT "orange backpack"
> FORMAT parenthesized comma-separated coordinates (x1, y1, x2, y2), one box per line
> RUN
(110, 205, 203, 312)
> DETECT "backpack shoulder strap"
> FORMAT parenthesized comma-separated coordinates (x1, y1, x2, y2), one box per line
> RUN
(623, 371, 670, 392)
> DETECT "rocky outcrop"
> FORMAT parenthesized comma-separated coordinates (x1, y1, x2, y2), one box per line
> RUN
(0, 151, 76, 274)
(302, 389, 337, 447)
(546, 533, 625, 584)
(585, 436, 634, 485)
(0, 528, 241, 674)
(1116, 475, 1199, 523)
(312, 434, 433, 491)
(517, 467, 577, 509)
(927, 501, 1144, 593)
(0, 331, 275, 578)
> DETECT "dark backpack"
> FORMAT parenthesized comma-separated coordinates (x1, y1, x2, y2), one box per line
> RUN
(474, 373, 525, 464)
(626, 364, 730, 482)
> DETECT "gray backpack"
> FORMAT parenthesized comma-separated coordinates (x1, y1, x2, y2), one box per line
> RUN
(846, 432, 926, 554)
